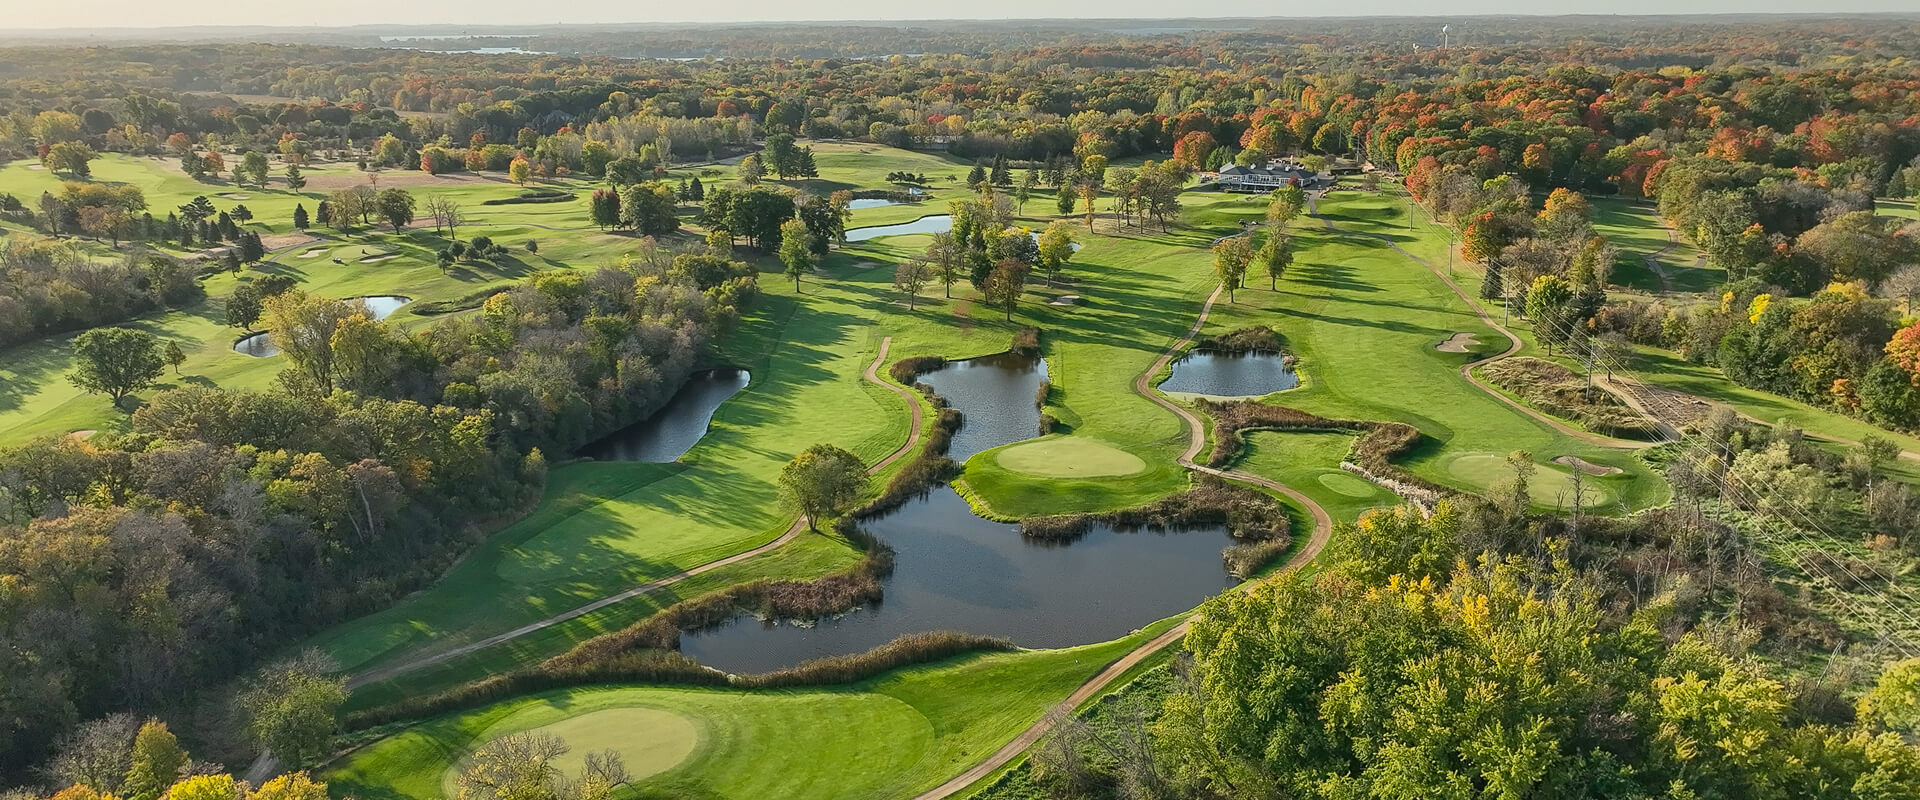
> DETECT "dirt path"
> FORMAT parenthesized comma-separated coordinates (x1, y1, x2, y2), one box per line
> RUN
(911, 287, 1334, 800)
(346, 338, 923, 690)
(1308, 197, 1649, 450)
(1642, 226, 1681, 295)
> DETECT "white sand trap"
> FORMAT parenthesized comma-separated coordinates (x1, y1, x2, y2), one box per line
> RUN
(299, 248, 329, 258)
(26, 164, 45, 170)
(1049, 294, 1081, 306)
(358, 253, 401, 263)
(68, 429, 96, 440)
(1436, 332, 1479, 352)
(1552, 455, 1623, 476)
(221, 193, 251, 200)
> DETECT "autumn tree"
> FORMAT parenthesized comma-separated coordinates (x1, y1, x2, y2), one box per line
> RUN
(777, 443, 868, 529)
(926, 232, 964, 298)
(589, 189, 620, 229)
(1266, 183, 1306, 228)
(120, 721, 186, 800)
(1212, 236, 1253, 303)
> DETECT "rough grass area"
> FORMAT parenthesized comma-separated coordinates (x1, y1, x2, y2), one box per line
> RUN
(993, 436, 1147, 478)
(1479, 357, 1661, 439)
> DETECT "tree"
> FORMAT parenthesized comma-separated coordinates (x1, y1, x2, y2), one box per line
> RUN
(120, 720, 186, 800)
(227, 285, 264, 331)
(1258, 230, 1293, 290)
(284, 163, 307, 191)
(1015, 171, 1035, 212)
(982, 259, 1028, 322)
(968, 163, 989, 191)
(238, 151, 270, 187)
(738, 153, 765, 186)
(45, 141, 98, 177)
(763, 132, 801, 179)
(263, 292, 354, 395)
(292, 203, 308, 230)
(1081, 154, 1108, 185)
(238, 654, 347, 769)
(926, 232, 964, 298)
(1056, 187, 1076, 216)
(46, 714, 139, 793)
(425, 195, 464, 240)
(250, 773, 331, 800)
(1212, 236, 1254, 303)
(167, 774, 240, 800)
(589, 189, 621, 229)
(894, 258, 933, 310)
(1036, 220, 1078, 285)
(1078, 183, 1099, 229)
(69, 327, 165, 406)
(620, 182, 679, 235)
(374, 188, 415, 233)
(1525, 274, 1577, 354)
(455, 732, 565, 800)
(1267, 183, 1306, 228)
(230, 204, 253, 225)
(778, 443, 868, 529)
(164, 340, 186, 375)
(508, 155, 532, 186)
(778, 217, 815, 292)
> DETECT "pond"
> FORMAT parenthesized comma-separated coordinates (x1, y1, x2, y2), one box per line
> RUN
(845, 214, 952, 242)
(847, 198, 901, 209)
(1158, 350, 1298, 397)
(578, 368, 751, 462)
(231, 295, 413, 358)
(677, 352, 1241, 674)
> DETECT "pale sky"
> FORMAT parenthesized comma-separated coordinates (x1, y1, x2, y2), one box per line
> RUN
(6, 2, 1916, 32)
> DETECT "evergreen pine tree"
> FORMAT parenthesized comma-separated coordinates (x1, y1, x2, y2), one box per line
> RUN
(293, 203, 309, 229)
(689, 176, 705, 201)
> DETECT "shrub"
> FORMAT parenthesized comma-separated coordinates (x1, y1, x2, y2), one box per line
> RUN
(1010, 326, 1041, 357)
(1223, 538, 1293, 578)
(890, 355, 946, 384)
(735, 632, 1014, 688)
(1195, 325, 1286, 353)
(480, 188, 575, 206)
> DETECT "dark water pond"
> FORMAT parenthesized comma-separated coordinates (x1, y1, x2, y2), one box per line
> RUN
(1158, 350, 1298, 397)
(678, 352, 1239, 674)
(846, 214, 953, 242)
(231, 295, 412, 358)
(579, 368, 751, 462)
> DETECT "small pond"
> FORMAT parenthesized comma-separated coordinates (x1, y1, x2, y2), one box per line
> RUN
(1158, 350, 1298, 397)
(232, 295, 413, 358)
(678, 352, 1241, 674)
(848, 198, 901, 210)
(579, 368, 751, 462)
(845, 214, 953, 242)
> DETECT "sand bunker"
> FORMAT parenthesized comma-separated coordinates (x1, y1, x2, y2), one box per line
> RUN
(221, 193, 250, 200)
(299, 248, 328, 258)
(1049, 294, 1081, 306)
(1552, 455, 1623, 476)
(1436, 332, 1479, 352)
(358, 253, 401, 263)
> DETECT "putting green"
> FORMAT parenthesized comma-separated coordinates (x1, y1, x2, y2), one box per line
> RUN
(994, 436, 1147, 478)
(1446, 453, 1614, 507)
(1317, 471, 1381, 498)
(444, 707, 699, 794)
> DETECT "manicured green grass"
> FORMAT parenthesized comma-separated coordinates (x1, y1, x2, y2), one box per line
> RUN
(1629, 347, 1920, 453)
(502, 707, 699, 785)
(325, 630, 1166, 800)
(1206, 191, 1666, 511)
(1590, 198, 1719, 294)
(992, 435, 1147, 478)
(1236, 431, 1397, 524)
